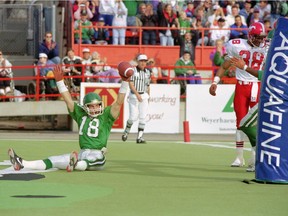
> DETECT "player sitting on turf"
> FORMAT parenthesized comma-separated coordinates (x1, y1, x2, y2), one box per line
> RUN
(8, 64, 131, 172)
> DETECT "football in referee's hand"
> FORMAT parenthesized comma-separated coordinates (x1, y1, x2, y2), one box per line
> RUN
(117, 61, 134, 81)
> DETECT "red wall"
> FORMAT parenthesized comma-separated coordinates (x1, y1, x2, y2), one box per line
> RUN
(72, 44, 215, 67)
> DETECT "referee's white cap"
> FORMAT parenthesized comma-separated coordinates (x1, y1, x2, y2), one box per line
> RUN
(137, 54, 148, 61)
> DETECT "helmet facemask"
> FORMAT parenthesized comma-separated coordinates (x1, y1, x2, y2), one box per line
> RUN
(83, 92, 104, 118)
(84, 101, 104, 118)
(248, 34, 267, 48)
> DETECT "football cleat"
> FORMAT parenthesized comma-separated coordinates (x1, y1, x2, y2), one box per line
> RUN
(247, 157, 255, 168)
(246, 165, 255, 172)
(66, 151, 78, 172)
(122, 133, 128, 142)
(8, 148, 24, 171)
(231, 158, 245, 167)
(136, 137, 146, 144)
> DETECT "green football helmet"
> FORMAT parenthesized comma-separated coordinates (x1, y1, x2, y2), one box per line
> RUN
(83, 92, 104, 117)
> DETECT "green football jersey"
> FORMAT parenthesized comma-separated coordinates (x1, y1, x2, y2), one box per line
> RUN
(69, 102, 116, 150)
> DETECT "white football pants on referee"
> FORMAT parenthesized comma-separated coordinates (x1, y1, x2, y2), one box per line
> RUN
(128, 92, 149, 124)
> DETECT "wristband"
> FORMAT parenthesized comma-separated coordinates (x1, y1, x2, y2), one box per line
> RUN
(56, 80, 68, 93)
(213, 76, 220, 84)
(243, 65, 248, 71)
(119, 81, 129, 94)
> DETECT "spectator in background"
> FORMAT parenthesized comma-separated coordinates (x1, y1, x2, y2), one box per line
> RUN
(99, 0, 115, 26)
(36, 53, 58, 97)
(177, 11, 191, 41)
(81, 48, 92, 81)
(0, 51, 13, 97)
(137, 2, 147, 19)
(254, 0, 271, 22)
(39, 32, 61, 64)
(207, 4, 225, 27)
(269, 1, 282, 27)
(112, 0, 128, 45)
(157, 2, 178, 46)
(264, 19, 271, 34)
(74, 10, 94, 44)
(210, 39, 226, 76)
(74, 0, 94, 20)
(145, 0, 160, 14)
(225, 5, 247, 27)
(88, 0, 100, 24)
(147, 58, 163, 84)
(90, 58, 121, 83)
(194, 6, 210, 46)
(62, 49, 83, 90)
(247, 9, 263, 26)
(140, 3, 158, 45)
(239, 0, 253, 22)
(93, 17, 110, 45)
(123, 0, 141, 45)
(209, 17, 230, 46)
(229, 15, 248, 40)
(179, 31, 198, 64)
(185, 1, 195, 18)
(174, 51, 201, 95)
(202, 0, 214, 21)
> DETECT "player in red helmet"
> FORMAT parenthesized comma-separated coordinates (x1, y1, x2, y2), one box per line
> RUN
(247, 22, 267, 48)
(209, 22, 268, 171)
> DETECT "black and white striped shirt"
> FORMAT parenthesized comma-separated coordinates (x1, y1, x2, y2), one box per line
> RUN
(130, 66, 151, 93)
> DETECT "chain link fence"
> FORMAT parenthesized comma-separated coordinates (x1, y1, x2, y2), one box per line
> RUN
(0, 4, 43, 56)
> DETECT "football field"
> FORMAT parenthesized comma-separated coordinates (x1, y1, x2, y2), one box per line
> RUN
(0, 132, 287, 216)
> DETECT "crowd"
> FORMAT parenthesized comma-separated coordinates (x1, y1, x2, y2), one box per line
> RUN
(71, 0, 287, 47)
(1, 0, 287, 101)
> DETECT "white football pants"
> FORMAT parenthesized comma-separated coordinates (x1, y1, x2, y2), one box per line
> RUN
(128, 92, 149, 125)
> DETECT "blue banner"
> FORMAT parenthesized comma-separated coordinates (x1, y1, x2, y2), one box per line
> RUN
(256, 17, 288, 183)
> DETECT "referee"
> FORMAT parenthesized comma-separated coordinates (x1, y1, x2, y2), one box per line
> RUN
(122, 54, 151, 143)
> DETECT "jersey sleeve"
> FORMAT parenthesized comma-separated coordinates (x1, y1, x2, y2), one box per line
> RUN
(69, 102, 86, 122)
(225, 39, 243, 59)
(103, 105, 116, 123)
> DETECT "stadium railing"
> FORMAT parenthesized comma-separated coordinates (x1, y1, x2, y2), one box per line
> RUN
(0, 63, 226, 102)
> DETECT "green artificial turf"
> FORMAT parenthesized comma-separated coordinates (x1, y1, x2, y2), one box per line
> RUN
(0, 137, 287, 216)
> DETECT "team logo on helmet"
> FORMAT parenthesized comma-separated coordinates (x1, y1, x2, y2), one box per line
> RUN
(248, 22, 267, 47)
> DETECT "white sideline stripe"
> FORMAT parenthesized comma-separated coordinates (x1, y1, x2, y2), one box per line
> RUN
(0, 138, 251, 150)
(177, 141, 251, 151)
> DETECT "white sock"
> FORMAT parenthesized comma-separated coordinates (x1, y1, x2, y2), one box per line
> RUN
(250, 147, 256, 165)
(235, 129, 244, 159)
(23, 160, 46, 170)
(138, 130, 144, 139)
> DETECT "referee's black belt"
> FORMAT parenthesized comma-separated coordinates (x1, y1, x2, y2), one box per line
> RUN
(131, 91, 144, 94)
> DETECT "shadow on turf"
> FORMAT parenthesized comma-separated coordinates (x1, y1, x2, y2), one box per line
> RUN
(0, 173, 45, 181)
(106, 159, 248, 182)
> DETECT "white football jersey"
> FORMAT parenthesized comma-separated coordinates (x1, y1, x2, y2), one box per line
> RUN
(226, 38, 267, 82)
